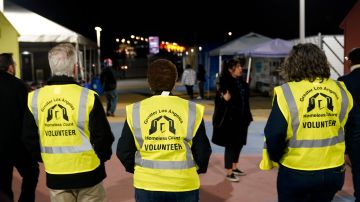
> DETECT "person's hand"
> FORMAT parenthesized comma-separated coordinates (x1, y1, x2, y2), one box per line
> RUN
(222, 90, 231, 101)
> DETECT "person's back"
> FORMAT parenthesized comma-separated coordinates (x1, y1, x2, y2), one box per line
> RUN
(100, 66, 117, 91)
(262, 43, 360, 202)
(100, 66, 118, 116)
(0, 53, 39, 202)
(181, 65, 197, 99)
(0, 68, 27, 151)
(181, 65, 196, 86)
(117, 59, 211, 202)
(22, 43, 114, 201)
(338, 47, 360, 201)
(338, 48, 360, 106)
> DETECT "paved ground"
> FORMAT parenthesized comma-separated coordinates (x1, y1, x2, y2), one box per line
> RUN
(12, 79, 356, 201)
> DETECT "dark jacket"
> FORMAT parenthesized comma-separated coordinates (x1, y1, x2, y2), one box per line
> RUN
(22, 76, 114, 189)
(338, 68, 360, 107)
(100, 67, 117, 91)
(0, 71, 30, 156)
(196, 65, 206, 82)
(212, 76, 253, 147)
(116, 110, 211, 174)
(338, 68, 360, 201)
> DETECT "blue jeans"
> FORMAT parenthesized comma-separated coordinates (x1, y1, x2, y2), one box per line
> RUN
(104, 89, 118, 114)
(135, 188, 199, 202)
(277, 164, 345, 202)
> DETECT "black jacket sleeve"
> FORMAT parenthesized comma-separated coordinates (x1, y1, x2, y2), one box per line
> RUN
(116, 120, 212, 174)
(264, 96, 287, 162)
(22, 107, 43, 162)
(89, 95, 114, 162)
(344, 104, 360, 200)
(116, 120, 136, 173)
(191, 120, 212, 174)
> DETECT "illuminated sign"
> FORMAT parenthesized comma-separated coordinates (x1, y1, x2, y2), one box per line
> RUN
(149, 36, 159, 54)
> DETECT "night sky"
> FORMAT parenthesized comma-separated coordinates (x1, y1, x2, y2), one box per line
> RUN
(7, 0, 358, 57)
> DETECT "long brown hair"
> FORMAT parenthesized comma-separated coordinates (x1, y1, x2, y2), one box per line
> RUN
(280, 43, 330, 82)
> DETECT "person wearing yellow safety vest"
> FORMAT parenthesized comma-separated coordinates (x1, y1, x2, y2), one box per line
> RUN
(262, 43, 360, 202)
(116, 59, 212, 202)
(22, 43, 114, 201)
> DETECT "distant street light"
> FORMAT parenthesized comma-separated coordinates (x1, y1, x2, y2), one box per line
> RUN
(95, 26, 102, 74)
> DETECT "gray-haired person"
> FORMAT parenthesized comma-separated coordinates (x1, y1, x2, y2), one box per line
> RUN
(22, 43, 114, 201)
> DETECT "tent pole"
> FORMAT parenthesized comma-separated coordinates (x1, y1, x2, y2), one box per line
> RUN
(75, 41, 79, 82)
(246, 57, 252, 84)
(218, 55, 222, 73)
(83, 45, 87, 83)
(207, 54, 210, 99)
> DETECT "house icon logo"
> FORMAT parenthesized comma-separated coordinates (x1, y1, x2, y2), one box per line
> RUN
(307, 93, 334, 112)
(47, 104, 69, 122)
(149, 115, 176, 135)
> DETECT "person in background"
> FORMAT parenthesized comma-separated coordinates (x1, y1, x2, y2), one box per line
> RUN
(338, 47, 360, 201)
(100, 59, 118, 117)
(196, 64, 206, 99)
(117, 59, 211, 202)
(181, 64, 197, 99)
(264, 43, 360, 202)
(22, 43, 114, 202)
(0, 53, 39, 202)
(211, 57, 253, 182)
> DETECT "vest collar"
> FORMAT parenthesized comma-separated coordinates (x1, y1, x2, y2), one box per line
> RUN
(161, 91, 170, 96)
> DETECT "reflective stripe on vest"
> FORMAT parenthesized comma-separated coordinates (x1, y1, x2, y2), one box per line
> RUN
(281, 81, 348, 148)
(132, 101, 196, 169)
(31, 88, 93, 153)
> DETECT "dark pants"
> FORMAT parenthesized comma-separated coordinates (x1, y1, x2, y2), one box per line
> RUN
(185, 85, 194, 99)
(277, 164, 345, 202)
(0, 151, 39, 202)
(224, 145, 243, 169)
(104, 89, 118, 114)
(198, 81, 205, 98)
(135, 188, 199, 202)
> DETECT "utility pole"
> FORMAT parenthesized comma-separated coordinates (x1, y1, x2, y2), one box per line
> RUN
(95, 26, 102, 74)
(300, 0, 305, 43)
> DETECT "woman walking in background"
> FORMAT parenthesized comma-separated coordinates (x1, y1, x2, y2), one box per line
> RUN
(212, 57, 253, 182)
(181, 64, 197, 99)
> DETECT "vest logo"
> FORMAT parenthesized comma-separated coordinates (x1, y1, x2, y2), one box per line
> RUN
(47, 104, 69, 122)
(307, 93, 333, 112)
(149, 115, 176, 135)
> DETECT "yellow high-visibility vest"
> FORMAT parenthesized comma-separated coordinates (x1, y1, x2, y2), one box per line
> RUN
(259, 138, 279, 170)
(126, 95, 204, 191)
(274, 79, 352, 170)
(28, 84, 100, 174)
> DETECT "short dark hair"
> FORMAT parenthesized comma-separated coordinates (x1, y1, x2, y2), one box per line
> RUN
(348, 47, 360, 65)
(280, 43, 330, 82)
(0, 53, 14, 71)
(147, 59, 178, 93)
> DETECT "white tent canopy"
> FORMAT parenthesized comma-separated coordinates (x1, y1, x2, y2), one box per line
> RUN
(208, 32, 272, 56)
(4, 1, 95, 46)
(208, 32, 272, 73)
(236, 38, 293, 58)
(235, 38, 293, 83)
